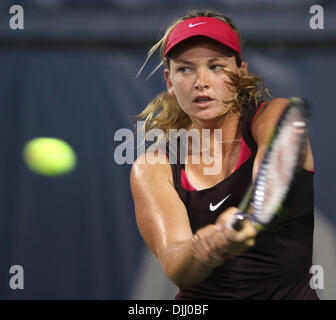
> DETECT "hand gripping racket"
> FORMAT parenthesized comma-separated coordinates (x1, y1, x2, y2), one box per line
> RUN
(232, 97, 311, 231)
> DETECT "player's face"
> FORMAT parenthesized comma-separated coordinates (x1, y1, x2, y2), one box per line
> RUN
(165, 37, 247, 125)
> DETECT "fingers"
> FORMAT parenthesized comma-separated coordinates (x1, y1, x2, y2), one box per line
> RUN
(192, 225, 229, 268)
(216, 207, 257, 241)
(245, 238, 255, 247)
(191, 207, 259, 268)
(215, 207, 258, 254)
(230, 219, 257, 242)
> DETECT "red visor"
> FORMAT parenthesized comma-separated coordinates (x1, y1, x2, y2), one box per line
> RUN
(164, 17, 241, 57)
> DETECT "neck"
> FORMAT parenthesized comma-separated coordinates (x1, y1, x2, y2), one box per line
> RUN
(187, 112, 241, 154)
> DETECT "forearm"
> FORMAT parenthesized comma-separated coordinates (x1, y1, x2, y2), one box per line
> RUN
(159, 237, 213, 289)
(158, 209, 257, 288)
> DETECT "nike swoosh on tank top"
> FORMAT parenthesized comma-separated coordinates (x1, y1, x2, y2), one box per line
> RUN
(163, 101, 318, 300)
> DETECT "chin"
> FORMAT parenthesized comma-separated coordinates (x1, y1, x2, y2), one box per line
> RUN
(193, 110, 225, 123)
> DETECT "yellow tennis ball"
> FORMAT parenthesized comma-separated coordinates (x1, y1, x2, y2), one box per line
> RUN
(23, 137, 77, 176)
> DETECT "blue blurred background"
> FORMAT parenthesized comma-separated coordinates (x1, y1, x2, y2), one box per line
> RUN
(0, 0, 335, 299)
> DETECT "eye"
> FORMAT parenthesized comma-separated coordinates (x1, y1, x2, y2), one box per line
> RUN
(177, 66, 192, 73)
(210, 64, 225, 71)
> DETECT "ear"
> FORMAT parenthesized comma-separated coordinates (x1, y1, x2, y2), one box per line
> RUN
(239, 61, 248, 74)
(164, 68, 175, 96)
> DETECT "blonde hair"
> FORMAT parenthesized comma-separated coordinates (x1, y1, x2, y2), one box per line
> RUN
(135, 9, 270, 139)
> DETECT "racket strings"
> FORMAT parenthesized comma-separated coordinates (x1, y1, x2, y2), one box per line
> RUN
(252, 109, 306, 225)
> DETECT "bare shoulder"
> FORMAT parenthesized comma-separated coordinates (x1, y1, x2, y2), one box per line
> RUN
(252, 98, 290, 145)
(251, 97, 314, 172)
(256, 98, 290, 121)
(130, 149, 172, 189)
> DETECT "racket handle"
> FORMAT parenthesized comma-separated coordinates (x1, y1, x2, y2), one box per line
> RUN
(232, 212, 246, 231)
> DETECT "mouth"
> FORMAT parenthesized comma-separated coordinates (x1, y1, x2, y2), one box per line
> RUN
(193, 95, 214, 107)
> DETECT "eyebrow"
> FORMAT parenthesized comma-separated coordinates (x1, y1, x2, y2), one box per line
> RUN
(173, 58, 194, 65)
(208, 57, 230, 63)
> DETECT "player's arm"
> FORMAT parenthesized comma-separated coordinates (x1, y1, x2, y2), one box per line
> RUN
(251, 98, 314, 179)
(131, 151, 257, 288)
(130, 151, 213, 288)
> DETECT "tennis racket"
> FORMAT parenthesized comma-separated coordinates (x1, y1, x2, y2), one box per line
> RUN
(231, 97, 310, 231)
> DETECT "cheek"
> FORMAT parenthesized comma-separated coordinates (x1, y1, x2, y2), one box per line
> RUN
(171, 85, 193, 113)
(171, 78, 191, 99)
(174, 89, 189, 110)
(216, 73, 235, 93)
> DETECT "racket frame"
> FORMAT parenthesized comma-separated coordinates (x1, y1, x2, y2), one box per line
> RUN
(232, 97, 310, 231)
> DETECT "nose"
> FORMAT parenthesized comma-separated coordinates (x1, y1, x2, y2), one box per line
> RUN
(195, 69, 209, 90)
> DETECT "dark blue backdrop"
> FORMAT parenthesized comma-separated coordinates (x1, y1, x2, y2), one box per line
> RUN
(0, 47, 334, 299)
(0, 50, 163, 298)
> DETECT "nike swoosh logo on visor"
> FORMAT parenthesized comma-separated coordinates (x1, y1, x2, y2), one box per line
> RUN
(189, 22, 207, 28)
(209, 194, 231, 212)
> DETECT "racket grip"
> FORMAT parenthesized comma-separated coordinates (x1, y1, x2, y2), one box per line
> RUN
(232, 212, 246, 231)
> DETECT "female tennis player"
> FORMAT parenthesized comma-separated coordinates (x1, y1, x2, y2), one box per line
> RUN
(130, 9, 318, 299)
